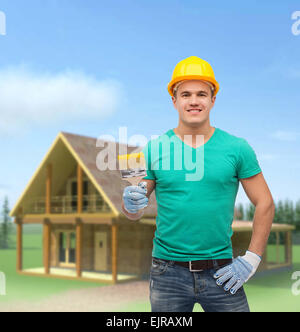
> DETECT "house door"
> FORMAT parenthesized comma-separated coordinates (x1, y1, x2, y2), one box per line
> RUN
(58, 231, 76, 267)
(94, 232, 107, 271)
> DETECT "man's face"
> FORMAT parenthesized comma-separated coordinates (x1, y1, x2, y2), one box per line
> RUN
(172, 80, 216, 127)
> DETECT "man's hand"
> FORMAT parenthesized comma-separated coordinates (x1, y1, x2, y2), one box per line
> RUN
(123, 182, 148, 214)
(213, 251, 261, 295)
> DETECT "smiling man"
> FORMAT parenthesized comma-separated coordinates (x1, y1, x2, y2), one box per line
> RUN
(171, 78, 216, 147)
(121, 56, 275, 312)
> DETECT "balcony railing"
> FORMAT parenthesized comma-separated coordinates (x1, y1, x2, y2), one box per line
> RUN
(27, 194, 111, 214)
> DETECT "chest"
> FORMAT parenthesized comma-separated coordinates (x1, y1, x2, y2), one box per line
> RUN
(152, 147, 239, 189)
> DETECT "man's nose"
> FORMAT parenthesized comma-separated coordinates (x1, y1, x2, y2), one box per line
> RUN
(189, 95, 200, 105)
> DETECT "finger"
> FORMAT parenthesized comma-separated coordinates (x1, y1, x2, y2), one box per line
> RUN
(138, 182, 148, 192)
(230, 279, 243, 295)
(125, 203, 147, 214)
(224, 276, 238, 291)
(124, 206, 138, 213)
(125, 204, 143, 213)
(128, 192, 147, 200)
(130, 197, 148, 205)
(213, 265, 231, 279)
(123, 189, 146, 201)
(138, 203, 148, 210)
(125, 200, 148, 212)
(128, 197, 148, 207)
(216, 270, 234, 286)
(127, 186, 147, 195)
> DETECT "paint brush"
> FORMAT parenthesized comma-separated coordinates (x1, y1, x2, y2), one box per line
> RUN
(117, 152, 147, 188)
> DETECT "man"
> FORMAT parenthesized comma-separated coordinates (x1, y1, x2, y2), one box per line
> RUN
(121, 56, 275, 312)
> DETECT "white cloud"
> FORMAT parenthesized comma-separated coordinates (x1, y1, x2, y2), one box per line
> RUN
(0, 64, 124, 135)
(270, 130, 300, 142)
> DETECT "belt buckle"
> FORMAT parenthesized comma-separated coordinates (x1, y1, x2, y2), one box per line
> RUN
(189, 261, 204, 272)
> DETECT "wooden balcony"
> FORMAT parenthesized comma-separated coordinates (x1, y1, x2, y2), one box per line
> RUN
(26, 194, 111, 214)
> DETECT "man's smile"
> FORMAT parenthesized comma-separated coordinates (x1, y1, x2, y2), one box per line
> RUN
(186, 109, 203, 114)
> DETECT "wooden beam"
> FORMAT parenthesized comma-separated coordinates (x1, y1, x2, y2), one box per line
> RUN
(43, 219, 51, 274)
(76, 219, 83, 277)
(276, 232, 280, 264)
(22, 214, 114, 225)
(46, 164, 52, 214)
(111, 224, 118, 284)
(78, 216, 113, 225)
(77, 164, 83, 214)
(16, 219, 22, 271)
(285, 231, 292, 265)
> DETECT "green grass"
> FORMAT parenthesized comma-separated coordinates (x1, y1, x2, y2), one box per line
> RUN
(266, 244, 286, 263)
(0, 229, 110, 304)
(115, 245, 300, 312)
(1, 229, 300, 312)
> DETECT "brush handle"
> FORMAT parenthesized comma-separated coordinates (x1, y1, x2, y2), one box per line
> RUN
(124, 175, 147, 187)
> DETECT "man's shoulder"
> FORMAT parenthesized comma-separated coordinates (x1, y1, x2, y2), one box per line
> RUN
(217, 127, 246, 146)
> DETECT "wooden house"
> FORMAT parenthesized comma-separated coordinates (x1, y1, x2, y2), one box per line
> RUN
(10, 132, 295, 284)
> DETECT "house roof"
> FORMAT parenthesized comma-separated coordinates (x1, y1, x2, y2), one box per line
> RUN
(232, 221, 295, 232)
(10, 131, 158, 217)
(139, 219, 296, 232)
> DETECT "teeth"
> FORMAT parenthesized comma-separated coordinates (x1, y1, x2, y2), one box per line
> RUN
(188, 110, 201, 112)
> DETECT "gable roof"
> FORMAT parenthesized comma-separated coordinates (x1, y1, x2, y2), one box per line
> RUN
(139, 219, 295, 232)
(10, 131, 157, 218)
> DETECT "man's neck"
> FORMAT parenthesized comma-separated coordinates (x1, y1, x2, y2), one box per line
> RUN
(173, 123, 215, 145)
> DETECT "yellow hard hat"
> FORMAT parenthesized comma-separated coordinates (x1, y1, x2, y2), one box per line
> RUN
(167, 56, 220, 97)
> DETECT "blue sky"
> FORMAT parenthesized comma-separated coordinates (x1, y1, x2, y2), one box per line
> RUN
(0, 0, 300, 212)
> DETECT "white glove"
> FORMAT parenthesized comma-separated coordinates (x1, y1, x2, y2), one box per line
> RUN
(214, 251, 261, 294)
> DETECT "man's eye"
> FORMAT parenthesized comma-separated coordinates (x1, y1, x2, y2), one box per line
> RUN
(182, 94, 206, 97)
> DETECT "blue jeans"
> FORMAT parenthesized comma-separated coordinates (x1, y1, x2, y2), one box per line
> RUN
(149, 257, 250, 312)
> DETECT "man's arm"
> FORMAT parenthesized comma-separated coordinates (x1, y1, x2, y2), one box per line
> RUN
(213, 172, 275, 294)
(121, 179, 156, 221)
(240, 172, 275, 257)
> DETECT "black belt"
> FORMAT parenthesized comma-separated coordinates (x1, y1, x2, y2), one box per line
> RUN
(155, 258, 232, 272)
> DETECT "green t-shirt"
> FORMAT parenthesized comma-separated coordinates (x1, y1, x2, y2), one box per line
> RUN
(142, 127, 262, 261)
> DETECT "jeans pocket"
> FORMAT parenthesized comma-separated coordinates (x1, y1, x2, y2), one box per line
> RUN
(150, 258, 169, 275)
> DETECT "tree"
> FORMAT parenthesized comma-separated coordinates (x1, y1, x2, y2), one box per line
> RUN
(283, 199, 294, 225)
(295, 199, 300, 231)
(0, 196, 12, 249)
(235, 203, 244, 220)
(245, 203, 255, 221)
(274, 200, 285, 223)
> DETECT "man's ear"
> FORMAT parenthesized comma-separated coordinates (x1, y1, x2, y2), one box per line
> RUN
(171, 96, 176, 106)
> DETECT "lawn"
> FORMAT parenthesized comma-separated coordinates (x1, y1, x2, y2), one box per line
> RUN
(117, 245, 300, 312)
(0, 227, 300, 312)
(0, 225, 108, 304)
